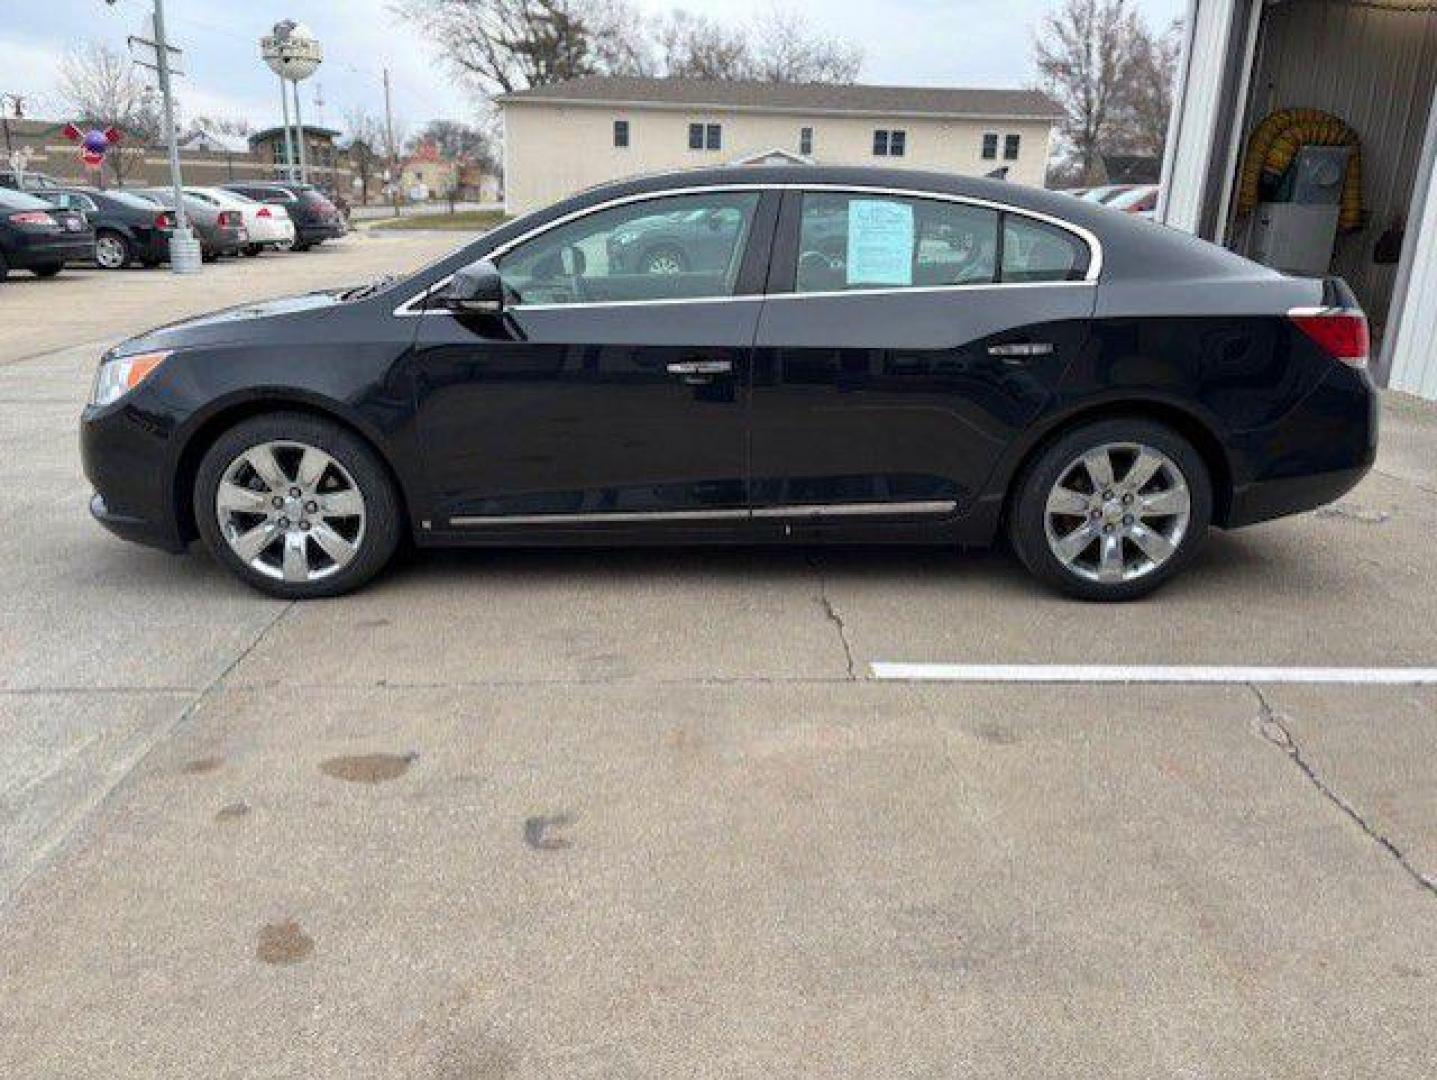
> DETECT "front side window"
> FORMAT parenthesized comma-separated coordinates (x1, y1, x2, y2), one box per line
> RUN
(795, 192, 1000, 293)
(982, 133, 999, 160)
(1001, 216, 1089, 282)
(497, 191, 761, 306)
(1004, 134, 1021, 160)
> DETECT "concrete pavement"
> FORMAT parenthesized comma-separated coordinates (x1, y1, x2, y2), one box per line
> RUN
(1, 235, 1434, 1077)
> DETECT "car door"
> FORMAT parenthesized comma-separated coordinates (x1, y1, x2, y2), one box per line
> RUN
(410, 188, 779, 535)
(749, 188, 1097, 531)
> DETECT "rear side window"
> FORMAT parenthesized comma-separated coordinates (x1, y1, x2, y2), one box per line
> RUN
(795, 193, 999, 293)
(1000, 216, 1089, 282)
(0, 187, 52, 211)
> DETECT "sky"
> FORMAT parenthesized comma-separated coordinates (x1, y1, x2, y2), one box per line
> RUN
(1, 0, 1185, 136)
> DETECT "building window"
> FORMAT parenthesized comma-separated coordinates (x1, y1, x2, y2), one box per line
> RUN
(1004, 133, 1020, 160)
(799, 126, 813, 156)
(982, 132, 999, 160)
(614, 119, 629, 148)
(688, 122, 721, 151)
(873, 129, 906, 157)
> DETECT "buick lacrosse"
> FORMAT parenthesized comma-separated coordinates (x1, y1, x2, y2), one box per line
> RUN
(81, 166, 1376, 600)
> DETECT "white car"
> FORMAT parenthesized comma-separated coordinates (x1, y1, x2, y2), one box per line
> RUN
(184, 186, 296, 256)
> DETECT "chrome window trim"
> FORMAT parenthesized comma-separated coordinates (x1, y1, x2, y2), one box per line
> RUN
(447, 499, 957, 527)
(392, 182, 1103, 318)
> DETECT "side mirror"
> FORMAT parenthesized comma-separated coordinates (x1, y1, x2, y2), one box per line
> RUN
(437, 258, 504, 314)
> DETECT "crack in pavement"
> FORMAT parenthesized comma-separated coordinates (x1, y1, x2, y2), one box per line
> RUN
(804, 550, 858, 680)
(1249, 684, 1436, 899)
(0, 601, 296, 913)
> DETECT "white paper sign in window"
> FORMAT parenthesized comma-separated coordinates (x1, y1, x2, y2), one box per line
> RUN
(846, 199, 914, 286)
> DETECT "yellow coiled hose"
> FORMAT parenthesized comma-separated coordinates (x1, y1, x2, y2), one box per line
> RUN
(1237, 108, 1365, 232)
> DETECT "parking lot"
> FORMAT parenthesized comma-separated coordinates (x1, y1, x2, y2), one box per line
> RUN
(2, 230, 1435, 1077)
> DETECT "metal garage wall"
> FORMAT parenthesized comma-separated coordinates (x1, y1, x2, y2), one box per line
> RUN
(1234, 0, 1437, 333)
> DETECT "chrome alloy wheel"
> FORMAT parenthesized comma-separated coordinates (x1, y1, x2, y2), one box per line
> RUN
(94, 234, 127, 269)
(215, 440, 366, 583)
(1042, 442, 1192, 584)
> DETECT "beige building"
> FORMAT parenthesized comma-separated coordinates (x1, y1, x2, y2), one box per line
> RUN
(496, 76, 1062, 214)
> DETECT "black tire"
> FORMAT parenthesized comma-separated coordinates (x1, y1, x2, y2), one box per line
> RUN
(242, 244, 262, 257)
(193, 412, 403, 599)
(31, 262, 63, 278)
(0, 250, 11, 282)
(641, 246, 687, 275)
(94, 229, 133, 270)
(1008, 418, 1212, 601)
(292, 240, 312, 253)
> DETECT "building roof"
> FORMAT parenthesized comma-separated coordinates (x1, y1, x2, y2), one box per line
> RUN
(495, 76, 1064, 122)
(248, 124, 342, 145)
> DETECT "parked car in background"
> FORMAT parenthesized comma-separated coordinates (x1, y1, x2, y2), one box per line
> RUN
(1059, 187, 1092, 198)
(138, 188, 246, 261)
(1104, 184, 1160, 218)
(221, 182, 344, 250)
(81, 165, 1376, 601)
(0, 186, 94, 281)
(1080, 184, 1139, 205)
(0, 169, 66, 193)
(184, 186, 295, 257)
(38, 187, 172, 269)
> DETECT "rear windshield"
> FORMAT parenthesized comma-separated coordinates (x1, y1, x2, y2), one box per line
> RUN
(0, 187, 53, 211)
(106, 191, 162, 210)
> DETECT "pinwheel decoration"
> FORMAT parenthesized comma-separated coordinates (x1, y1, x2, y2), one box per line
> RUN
(63, 124, 121, 169)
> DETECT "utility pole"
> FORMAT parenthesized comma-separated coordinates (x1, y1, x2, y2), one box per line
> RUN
(1, 93, 22, 159)
(292, 79, 308, 183)
(149, 0, 201, 273)
(383, 66, 399, 217)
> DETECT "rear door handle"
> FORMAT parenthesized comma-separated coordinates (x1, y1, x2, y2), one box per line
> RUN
(666, 359, 732, 383)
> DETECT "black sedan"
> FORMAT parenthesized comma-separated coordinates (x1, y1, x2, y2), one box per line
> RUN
(0, 186, 94, 280)
(39, 187, 174, 269)
(81, 166, 1377, 601)
(221, 182, 345, 250)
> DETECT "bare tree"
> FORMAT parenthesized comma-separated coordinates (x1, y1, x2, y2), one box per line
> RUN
(56, 42, 161, 185)
(390, 0, 635, 94)
(410, 118, 500, 173)
(1034, 0, 1140, 182)
(749, 7, 862, 84)
(658, 11, 752, 80)
(1114, 18, 1181, 159)
(344, 106, 388, 205)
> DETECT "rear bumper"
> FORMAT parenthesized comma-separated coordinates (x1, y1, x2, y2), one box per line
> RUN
(297, 220, 345, 243)
(1224, 364, 1378, 528)
(7, 231, 95, 266)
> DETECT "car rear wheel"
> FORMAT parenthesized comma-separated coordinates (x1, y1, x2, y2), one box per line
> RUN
(1008, 418, 1212, 601)
(242, 244, 262, 257)
(194, 413, 403, 599)
(94, 230, 131, 270)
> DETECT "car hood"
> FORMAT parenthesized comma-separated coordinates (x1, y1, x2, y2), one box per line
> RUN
(112, 289, 350, 355)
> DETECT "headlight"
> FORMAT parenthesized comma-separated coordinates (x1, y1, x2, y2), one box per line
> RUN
(91, 350, 172, 406)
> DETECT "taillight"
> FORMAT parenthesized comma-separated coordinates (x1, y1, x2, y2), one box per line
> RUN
(217, 210, 238, 228)
(154, 211, 174, 229)
(257, 206, 272, 218)
(9, 210, 55, 226)
(1289, 308, 1370, 368)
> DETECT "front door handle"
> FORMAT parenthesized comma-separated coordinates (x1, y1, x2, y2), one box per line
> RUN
(987, 342, 1055, 362)
(666, 359, 733, 384)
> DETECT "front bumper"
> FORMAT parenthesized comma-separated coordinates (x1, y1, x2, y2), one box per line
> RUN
(81, 401, 186, 553)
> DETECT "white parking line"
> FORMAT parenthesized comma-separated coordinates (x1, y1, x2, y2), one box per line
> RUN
(869, 663, 1437, 685)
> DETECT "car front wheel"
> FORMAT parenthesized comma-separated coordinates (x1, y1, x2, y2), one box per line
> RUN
(1008, 418, 1212, 601)
(194, 413, 403, 599)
